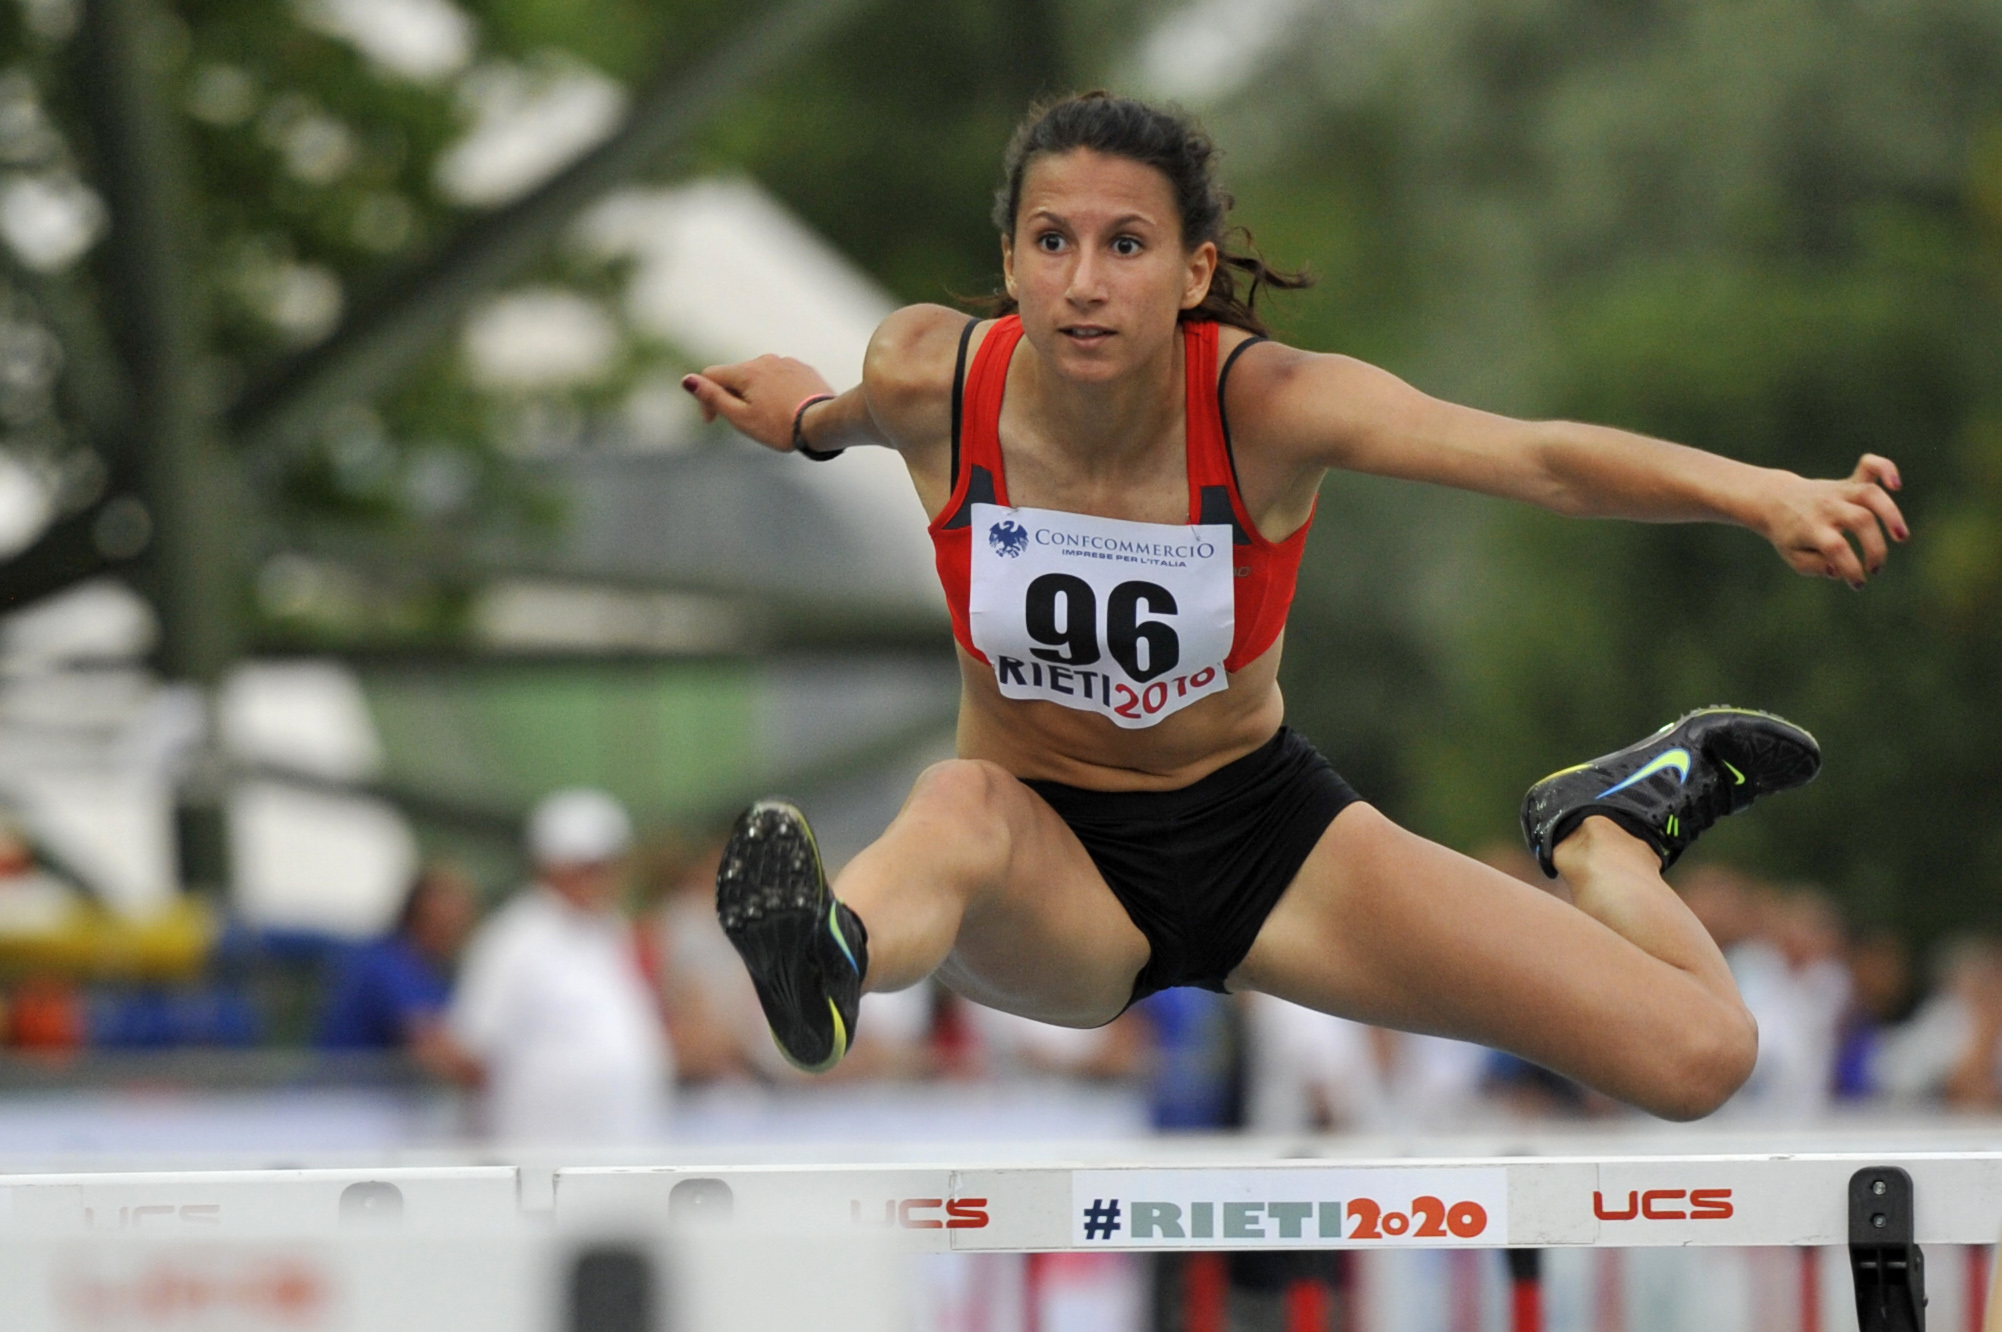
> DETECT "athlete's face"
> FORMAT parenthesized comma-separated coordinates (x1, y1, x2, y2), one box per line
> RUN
(1003, 150, 1218, 383)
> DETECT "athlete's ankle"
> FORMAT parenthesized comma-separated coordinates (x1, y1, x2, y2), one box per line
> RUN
(832, 897, 871, 987)
(1551, 814, 1659, 882)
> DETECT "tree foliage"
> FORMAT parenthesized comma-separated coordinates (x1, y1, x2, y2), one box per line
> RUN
(0, 0, 1996, 935)
(0, 0, 1079, 646)
(1215, 0, 2002, 937)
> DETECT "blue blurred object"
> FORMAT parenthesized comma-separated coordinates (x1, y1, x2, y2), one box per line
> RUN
(1136, 987, 1238, 1130)
(88, 987, 262, 1048)
(254, 927, 354, 962)
(1833, 1021, 1881, 1099)
(1484, 1049, 1590, 1111)
(314, 935, 451, 1050)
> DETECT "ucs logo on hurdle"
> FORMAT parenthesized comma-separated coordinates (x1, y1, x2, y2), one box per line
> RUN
(1071, 1168, 1508, 1249)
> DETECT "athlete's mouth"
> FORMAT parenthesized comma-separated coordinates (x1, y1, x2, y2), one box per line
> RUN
(1060, 325, 1114, 342)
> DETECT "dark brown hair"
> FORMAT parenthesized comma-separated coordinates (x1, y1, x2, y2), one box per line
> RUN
(990, 91, 1310, 335)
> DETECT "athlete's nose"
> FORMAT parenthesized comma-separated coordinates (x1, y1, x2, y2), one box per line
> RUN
(1066, 244, 1110, 306)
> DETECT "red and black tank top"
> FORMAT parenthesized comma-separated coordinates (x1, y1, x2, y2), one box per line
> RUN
(928, 315, 1313, 724)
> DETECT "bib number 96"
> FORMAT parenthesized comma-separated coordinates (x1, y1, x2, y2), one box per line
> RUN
(966, 503, 1234, 729)
(1025, 574, 1180, 682)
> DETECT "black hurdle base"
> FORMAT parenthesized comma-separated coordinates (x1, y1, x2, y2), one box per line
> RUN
(1851, 1166, 1927, 1332)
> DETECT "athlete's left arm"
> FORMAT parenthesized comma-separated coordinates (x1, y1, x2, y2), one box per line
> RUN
(1232, 343, 1909, 588)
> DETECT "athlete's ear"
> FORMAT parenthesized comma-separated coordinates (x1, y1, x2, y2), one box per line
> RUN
(1001, 234, 1018, 301)
(1181, 240, 1218, 311)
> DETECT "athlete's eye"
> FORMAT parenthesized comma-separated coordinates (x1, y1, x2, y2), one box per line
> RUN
(1112, 236, 1143, 256)
(1036, 232, 1065, 253)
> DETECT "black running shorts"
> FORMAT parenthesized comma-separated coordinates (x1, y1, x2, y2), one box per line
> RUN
(1023, 727, 1363, 1006)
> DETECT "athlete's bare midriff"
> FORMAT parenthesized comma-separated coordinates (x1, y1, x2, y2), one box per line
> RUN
(952, 636, 1288, 789)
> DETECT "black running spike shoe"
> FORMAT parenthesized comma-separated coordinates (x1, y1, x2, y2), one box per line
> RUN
(715, 799, 868, 1073)
(1520, 707, 1821, 878)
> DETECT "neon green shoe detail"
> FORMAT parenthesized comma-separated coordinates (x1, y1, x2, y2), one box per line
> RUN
(1520, 707, 1821, 877)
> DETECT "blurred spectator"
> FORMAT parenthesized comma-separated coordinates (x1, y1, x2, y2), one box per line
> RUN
(443, 789, 672, 1144)
(1473, 841, 1601, 1116)
(1132, 988, 1238, 1130)
(645, 833, 935, 1083)
(963, 1001, 1151, 1083)
(639, 836, 754, 1082)
(1833, 930, 1913, 1099)
(1244, 994, 1488, 1133)
(1770, 886, 1851, 1108)
(1680, 863, 1760, 952)
(1680, 863, 1869, 1118)
(1743, 886, 1848, 1120)
(1684, 866, 1851, 1121)
(1874, 936, 2002, 1106)
(314, 864, 477, 1061)
(1244, 993, 1355, 1133)
(841, 982, 936, 1081)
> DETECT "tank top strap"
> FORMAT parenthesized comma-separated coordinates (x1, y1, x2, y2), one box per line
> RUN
(1183, 320, 1233, 502)
(1180, 320, 1254, 545)
(959, 314, 1022, 505)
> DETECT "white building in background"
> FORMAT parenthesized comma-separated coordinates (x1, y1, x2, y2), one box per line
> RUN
(456, 175, 962, 869)
(0, 173, 950, 928)
(455, 174, 945, 650)
(221, 660, 417, 936)
(553, 176, 937, 605)
(0, 582, 187, 917)
(0, 581, 415, 933)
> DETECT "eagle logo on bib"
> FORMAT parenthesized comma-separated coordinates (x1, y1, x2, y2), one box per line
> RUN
(988, 520, 1029, 558)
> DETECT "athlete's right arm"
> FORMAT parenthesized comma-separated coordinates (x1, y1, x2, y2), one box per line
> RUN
(678, 304, 964, 475)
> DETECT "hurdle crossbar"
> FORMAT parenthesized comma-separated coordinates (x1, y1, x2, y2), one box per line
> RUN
(0, 1167, 522, 1235)
(0, 1152, 1984, 1252)
(554, 1153, 1968, 1329)
(550, 1152, 2002, 1253)
(0, 1151, 1972, 1329)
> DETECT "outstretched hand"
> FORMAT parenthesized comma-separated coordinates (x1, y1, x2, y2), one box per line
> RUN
(681, 355, 835, 453)
(1760, 453, 1908, 588)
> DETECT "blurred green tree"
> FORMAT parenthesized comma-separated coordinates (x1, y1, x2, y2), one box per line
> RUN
(2, 0, 1995, 939)
(1215, 0, 2002, 937)
(0, 0, 1080, 661)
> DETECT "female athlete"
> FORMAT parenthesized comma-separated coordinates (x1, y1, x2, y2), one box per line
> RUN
(684, 93, 1906, 1119)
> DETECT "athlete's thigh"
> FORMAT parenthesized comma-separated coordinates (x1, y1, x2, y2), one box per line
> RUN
(937, 776, 1150, 1028)
(1228, 803, 1690, 1091)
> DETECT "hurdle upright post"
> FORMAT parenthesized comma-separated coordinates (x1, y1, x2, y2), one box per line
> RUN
(1504, 1248, 1542, 1332)
(1850, 1166, 1926, 1332)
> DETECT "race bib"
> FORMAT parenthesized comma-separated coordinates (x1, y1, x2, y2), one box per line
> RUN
(968, 503, 1234, 729)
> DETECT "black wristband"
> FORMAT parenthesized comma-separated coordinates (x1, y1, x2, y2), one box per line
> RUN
(791, 394, 844, 460)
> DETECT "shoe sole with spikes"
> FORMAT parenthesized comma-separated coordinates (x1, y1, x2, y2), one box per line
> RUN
(715, 799, 866, 1073)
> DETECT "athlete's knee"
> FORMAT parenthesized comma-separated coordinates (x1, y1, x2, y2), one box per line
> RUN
(906, 759, 1018, 866)
(1647, 1002, 1758, 1121)
(910, 757, 1014, 812)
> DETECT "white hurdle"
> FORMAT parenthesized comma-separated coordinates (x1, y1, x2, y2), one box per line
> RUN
(553, 1152, 2002, 1250)
(2, 1138, 1988, 1329)
(0, 1166, 523, 1235)
(554, 1150, 1976, 1329)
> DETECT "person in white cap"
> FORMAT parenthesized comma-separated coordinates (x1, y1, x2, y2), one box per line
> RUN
(444, 789, 673, 1144)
